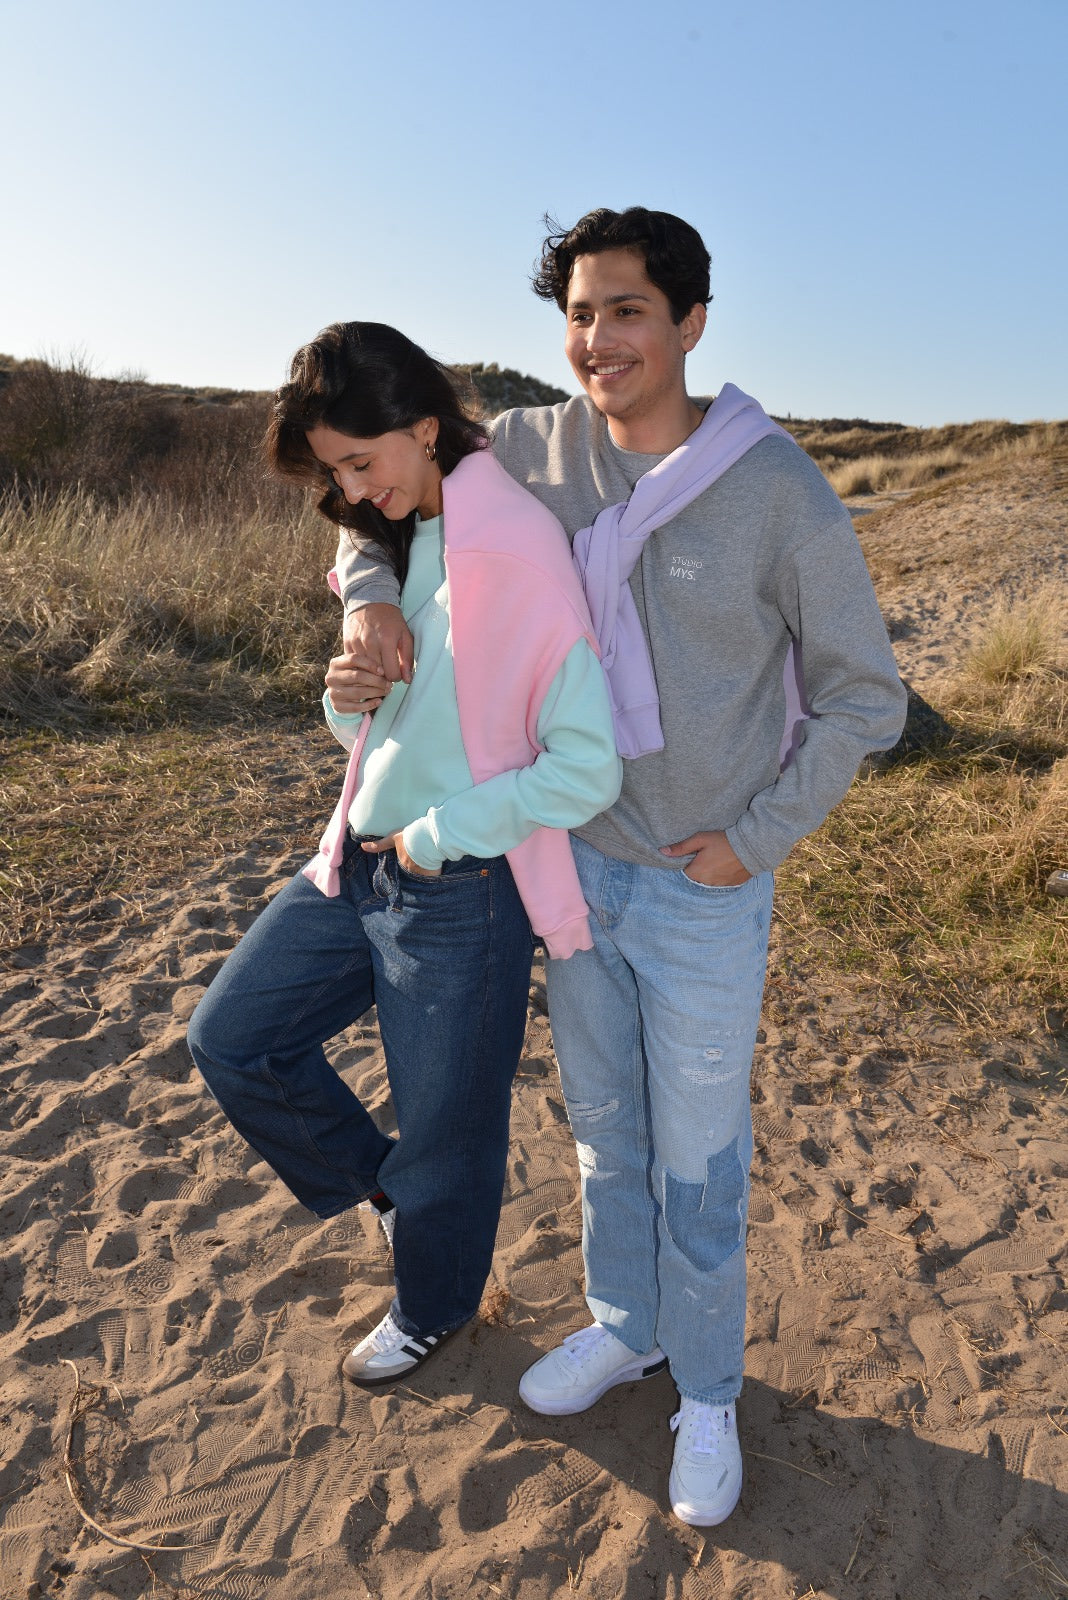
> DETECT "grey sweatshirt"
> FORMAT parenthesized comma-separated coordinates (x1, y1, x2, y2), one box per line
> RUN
(336, 394, 907, 875)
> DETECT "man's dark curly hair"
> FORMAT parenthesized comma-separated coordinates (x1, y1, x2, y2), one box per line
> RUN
(532, 207, 711, 324)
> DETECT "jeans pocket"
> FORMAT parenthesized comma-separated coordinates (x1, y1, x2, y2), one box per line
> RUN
(678, 868, 749, 894)
(397, 861, 444, 883)
(403, 855, 491, 885)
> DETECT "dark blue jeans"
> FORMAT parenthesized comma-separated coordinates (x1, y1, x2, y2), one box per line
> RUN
(188, 832, 533, 1337)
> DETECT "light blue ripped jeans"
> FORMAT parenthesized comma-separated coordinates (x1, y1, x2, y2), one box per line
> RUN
(546, 835, 773, 1405)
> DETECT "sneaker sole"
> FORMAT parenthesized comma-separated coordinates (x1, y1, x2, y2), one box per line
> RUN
(342, 1322, 463, 1388)
(519, 1352, 668, 1416)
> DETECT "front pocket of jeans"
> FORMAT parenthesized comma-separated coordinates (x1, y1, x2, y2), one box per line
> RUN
(678, 869, 748, 894)
(398, 861, 488, 886)
(396, 862, 444, 883)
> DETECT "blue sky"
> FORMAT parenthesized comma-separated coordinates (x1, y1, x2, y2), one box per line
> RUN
(2, 0, 1065, 425)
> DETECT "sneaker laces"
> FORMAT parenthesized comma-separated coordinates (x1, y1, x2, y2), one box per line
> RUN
(368, 1313, 405, 1353)
(560, 1323, 613, 1369)
(670, 1402, 728, 1456)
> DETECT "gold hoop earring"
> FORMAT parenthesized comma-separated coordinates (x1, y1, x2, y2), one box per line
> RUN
(425, 441, 437, 461)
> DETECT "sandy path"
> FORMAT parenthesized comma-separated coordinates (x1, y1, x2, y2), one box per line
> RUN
(3, 846, 1066, 1599)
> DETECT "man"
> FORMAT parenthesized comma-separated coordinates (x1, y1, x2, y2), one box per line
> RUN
(331, 207, 906, 1525)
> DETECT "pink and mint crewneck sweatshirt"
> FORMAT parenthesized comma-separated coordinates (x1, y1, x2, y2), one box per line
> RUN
(324, 511, 620, 872)
(305, 449, 622, 957)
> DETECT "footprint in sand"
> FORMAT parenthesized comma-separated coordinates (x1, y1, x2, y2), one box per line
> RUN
(909, 1312, 983, 1428)
(751, 1106, 795, 1145)
(128, 1259, 174, 1299)
(495, 1177, 575, 1250)
(206, 1335, 266, 1381)
(97, 1309, 126, 1374)
(507, 1449, 605, 1525)
(682, 1550, 729, 1599)
(959, 1234, 1057, 1276)
(508, 1256, 573, 1304)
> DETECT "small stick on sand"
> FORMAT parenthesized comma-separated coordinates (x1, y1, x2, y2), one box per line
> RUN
(745, 1448, 833, 1485)
(60, 1359, 202, 1553)
(836, 1203, 916, 1244)
(401, 1385, 490, 1428)
(844, 1520, 866, 1575)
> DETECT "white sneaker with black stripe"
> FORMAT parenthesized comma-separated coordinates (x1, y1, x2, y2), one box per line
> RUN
(342, 1311, 455, 1386)
(519, 1322, 668, 1415)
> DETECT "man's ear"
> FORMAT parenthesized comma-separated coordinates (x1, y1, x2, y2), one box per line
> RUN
(680, 302, 707, 353)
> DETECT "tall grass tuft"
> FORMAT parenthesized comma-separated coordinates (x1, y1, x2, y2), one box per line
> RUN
(777, 592, 1068, 1029)
(0, 485, 342, 729)
(963, 588, 1063, 688)
(826, 446, 969, 497)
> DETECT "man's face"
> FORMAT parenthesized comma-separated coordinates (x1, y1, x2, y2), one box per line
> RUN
(563, 248, 704, 434)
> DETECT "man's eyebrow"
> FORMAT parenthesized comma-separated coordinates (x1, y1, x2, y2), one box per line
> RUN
(567, 292, 653, 310)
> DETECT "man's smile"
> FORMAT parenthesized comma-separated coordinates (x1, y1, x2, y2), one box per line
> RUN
(586, 359, 636, 379)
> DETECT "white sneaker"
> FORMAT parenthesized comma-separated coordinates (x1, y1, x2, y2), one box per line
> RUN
(519, 1322, 667, 1415)
(342, 1311, 457, 1387)
(359, 1200, 395, 1251)
(669, 1399, 743, 1526)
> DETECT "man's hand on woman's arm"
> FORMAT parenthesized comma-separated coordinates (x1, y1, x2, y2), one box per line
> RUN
(342, 604, 415, 684)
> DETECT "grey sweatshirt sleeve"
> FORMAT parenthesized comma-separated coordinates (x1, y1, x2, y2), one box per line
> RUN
(335, 534, 401, 613)
(724, 517, 907, 875)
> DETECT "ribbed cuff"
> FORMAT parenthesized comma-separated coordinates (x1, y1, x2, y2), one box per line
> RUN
(542, 913, 594, 960)
(724, 821, 774, 878)
(342, 583, 406, 615)
(401, 817, 444, 872)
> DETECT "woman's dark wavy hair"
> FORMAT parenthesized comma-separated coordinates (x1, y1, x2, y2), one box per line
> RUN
(266, 321, 488, 582)
(532, 207, 711, 324)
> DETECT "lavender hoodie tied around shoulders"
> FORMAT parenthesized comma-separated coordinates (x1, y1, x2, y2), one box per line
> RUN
(571, 384, 802, 759)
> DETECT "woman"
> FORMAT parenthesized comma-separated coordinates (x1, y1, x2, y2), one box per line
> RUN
(188, 322, 620, 1387)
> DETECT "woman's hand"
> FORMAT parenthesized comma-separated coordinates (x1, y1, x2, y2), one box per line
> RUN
(325, 651, 392, 715)
(361, 832, 442, 878)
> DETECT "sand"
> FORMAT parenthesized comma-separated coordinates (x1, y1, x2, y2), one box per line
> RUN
(2, 459, 1066, 1600)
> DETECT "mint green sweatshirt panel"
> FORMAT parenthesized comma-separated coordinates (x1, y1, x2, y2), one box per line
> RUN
(324, 642, 618, 870)
(400, 641, 620, 869)
(337, 515, 469, 845)
(323, 517, 621, 871)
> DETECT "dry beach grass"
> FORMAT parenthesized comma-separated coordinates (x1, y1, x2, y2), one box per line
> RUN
(0, 362, 1066, 1598)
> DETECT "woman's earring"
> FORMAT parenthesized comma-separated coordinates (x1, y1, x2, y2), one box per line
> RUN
(425, 441, 437, 461)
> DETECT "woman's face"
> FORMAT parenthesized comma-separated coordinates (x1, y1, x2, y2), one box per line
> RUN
(306, 419, 442, 521)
